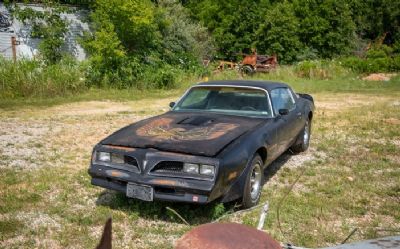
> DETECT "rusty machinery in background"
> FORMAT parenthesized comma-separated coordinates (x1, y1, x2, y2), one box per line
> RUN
(216, 52, 278, 75)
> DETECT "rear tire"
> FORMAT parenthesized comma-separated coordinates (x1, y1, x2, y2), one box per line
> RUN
(291, 119, 311, 153)
(242, 154, 264, 208)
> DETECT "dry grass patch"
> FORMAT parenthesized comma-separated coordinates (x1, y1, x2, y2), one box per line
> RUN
(0, 91, 399, 248)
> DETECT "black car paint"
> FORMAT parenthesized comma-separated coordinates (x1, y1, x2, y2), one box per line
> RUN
(100, 112, 265, 157)
(88, 80, 314, 204)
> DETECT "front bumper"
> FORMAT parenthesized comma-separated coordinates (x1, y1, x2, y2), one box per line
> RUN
(89, 164, 216, 204)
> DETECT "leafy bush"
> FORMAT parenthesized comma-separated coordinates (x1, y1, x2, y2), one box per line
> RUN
(341, 55, 400, 73)
(139, 64, 179, 89)
(0, 57, 85, 98)
(82, 0, 212, 88)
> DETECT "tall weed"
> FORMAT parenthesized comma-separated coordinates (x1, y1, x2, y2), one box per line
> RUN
(0, 57, 85, 98)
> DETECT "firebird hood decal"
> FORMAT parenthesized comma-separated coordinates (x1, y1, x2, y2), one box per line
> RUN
(101, 112, 264, 156)
(136, 118, 239, 141)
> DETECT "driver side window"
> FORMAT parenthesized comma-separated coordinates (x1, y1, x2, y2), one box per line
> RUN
(270, 88, 295, 115)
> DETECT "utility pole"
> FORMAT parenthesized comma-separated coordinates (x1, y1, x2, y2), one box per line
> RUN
(11, 36, 17, 62)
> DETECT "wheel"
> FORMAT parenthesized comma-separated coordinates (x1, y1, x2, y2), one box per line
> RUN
(241, 65, 255, 75)
(291, 118, 311, 153)
(242, 154, 264, 208)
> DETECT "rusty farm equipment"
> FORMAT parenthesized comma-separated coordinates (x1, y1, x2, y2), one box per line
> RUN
(215, 52, 278, 75)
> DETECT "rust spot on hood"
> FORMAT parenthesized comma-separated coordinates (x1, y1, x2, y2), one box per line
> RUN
(104, 145, 136, 152)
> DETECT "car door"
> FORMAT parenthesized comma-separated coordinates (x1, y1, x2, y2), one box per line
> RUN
(270, 87, 299, 154)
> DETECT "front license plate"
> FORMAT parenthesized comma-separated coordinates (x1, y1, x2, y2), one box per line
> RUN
(126, 183, 153, 201)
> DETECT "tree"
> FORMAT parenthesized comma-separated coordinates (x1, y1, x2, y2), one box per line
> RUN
(256, 2, 302, 63)
(349, 0, 400, 45)
(293, 0, 356, 58)
(185, 0, 265, 59)
(156, 0, 214, 65)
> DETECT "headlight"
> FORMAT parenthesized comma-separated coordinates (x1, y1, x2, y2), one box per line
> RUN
(111, 153, 124, 164)
(97, 151, 111, 162)
(200, 164, 215, 176)
(183, 163, 215, 177)
(183, 163, 199, 174)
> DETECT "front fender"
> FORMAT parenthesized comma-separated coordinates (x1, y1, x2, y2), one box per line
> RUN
(217, 126, 271, 203)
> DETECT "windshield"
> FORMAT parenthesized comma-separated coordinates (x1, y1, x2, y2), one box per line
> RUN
(172, 86, 272, 117)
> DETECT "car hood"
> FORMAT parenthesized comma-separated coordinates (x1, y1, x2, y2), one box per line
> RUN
(100, 112, 265, 157)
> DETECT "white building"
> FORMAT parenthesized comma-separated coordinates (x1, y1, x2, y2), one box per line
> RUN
(0, 3, 89, 61)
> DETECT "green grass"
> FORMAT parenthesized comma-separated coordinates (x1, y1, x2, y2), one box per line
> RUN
(0, 72, 399, 248)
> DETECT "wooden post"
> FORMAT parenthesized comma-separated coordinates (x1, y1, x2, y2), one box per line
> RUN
(11, 36, 17, 62)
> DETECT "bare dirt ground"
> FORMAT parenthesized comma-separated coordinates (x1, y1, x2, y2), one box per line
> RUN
(0, 93, 399, 248)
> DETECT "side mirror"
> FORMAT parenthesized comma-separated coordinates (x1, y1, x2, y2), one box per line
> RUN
(169, 102, 176, 108)
(278, 109, 289, 115)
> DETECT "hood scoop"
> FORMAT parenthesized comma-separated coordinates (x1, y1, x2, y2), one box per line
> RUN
(178, 116, 215, 126)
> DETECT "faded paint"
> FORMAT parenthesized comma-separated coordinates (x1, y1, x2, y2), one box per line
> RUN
(227, 171, 238, 180)
(103, 145, 136, 152)
(175, 223, 281, 249)
(149, 179, 179, 186)
(101, 112, 264, 157)
(136, 117, 239, 141)
(105, 170, 129, 178)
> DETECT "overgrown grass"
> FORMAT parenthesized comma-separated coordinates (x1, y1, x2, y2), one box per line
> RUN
(1, 58, 399, 109)
(0, 76, 399, 248)
(0, 57, 86, 99)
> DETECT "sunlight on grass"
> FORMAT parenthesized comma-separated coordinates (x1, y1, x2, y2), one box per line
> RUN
(0, 76, 399, 248)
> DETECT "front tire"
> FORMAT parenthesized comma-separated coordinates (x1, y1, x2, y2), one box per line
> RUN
(242, 154, 264, 208)
(291, 119, 311, 153)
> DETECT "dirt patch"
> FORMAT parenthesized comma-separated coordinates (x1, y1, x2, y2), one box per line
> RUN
(0, 119, 61, 170)
(16, 211, 62, 231)
(47, 101, 133, 116)
(385, 118, 400, 125)
(362, 73, 397, 81)
(0, 102, 145, 170)
(315, 94, 378, 112)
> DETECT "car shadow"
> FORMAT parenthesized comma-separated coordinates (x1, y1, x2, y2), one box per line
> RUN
(263, 150, 293, 182)
(95, 189, 232, 225)
(95, 150, 295, 225)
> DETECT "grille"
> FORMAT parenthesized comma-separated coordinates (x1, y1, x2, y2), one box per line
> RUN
(124, 155, 140, 172)
(124, 156, 138, 166)
(152, 161, 183, 173)
(109, 153, 139, 172)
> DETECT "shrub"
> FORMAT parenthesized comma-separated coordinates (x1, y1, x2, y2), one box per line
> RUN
(391, 56, 400, 71)
(82, 0, 212, 89)
(341, 55, 400, 73)
(139, 64, 179, 89)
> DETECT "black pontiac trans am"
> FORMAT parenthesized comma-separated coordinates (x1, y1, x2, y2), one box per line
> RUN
(88, 80, 314, 208)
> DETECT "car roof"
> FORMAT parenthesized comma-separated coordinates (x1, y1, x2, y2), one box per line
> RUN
(196, 80, 290, 91)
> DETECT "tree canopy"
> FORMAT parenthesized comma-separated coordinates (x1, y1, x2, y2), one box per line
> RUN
(183, 0, 399, 62)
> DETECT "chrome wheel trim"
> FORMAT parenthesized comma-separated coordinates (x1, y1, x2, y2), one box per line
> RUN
(250, 163, 262, 200)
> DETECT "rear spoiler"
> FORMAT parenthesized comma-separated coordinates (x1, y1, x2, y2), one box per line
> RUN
(298, 93, 314, 103)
